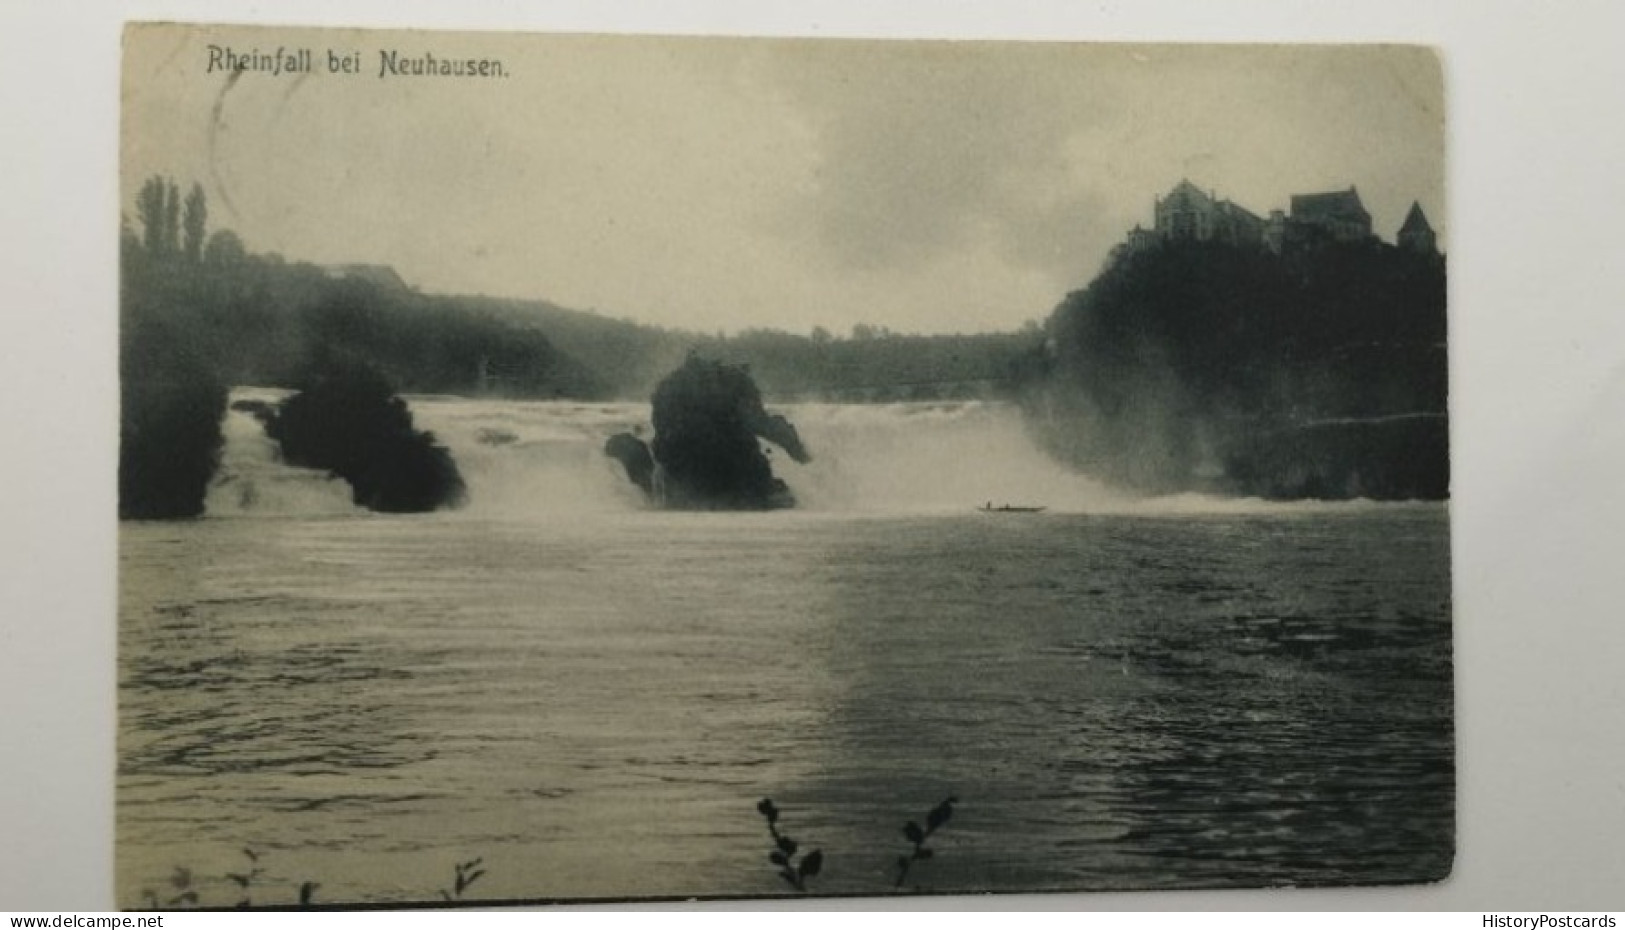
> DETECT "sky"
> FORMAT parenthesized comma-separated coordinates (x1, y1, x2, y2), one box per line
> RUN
(123, 26, 1444, 335)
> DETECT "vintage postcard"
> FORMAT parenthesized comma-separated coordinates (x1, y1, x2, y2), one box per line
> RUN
(119, 23, 1450, 907)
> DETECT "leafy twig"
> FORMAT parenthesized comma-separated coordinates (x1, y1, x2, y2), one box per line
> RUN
(757, 798, 824, 892)
(166, 866, 198, 907)
(440, 857, 486, 902)
(226, 847, 265, 908)
(894, 796, 957, 890)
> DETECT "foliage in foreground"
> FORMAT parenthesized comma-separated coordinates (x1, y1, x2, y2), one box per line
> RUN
(757, 798, 824, 892)
(756, 795, 959, 894)
(137, 851, 484, 910)
(138, 794, 961, 911)
(895, 797, 957, 889)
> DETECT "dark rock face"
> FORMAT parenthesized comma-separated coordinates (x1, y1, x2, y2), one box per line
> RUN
(266, 358, 467, 513)
(119, 324, 229, 520)
(1025, 240, 1448, 500)
(615, 356, 809, 509)
(604, 432, 656, 496)
(748, 412, 811, 466)
(1223, 414, 1449, 500)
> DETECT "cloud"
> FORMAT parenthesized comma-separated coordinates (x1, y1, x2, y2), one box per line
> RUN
(764, 42, 1443, 291)
(122, 31, 1443, 335)
(765, 44, 1112, 277)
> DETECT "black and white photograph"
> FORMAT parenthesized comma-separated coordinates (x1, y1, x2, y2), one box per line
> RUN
(116, 24, 1451, 907)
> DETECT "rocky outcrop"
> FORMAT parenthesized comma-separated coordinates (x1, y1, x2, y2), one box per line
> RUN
(604, 431, 656, 497)
(119, 323, 229, 520)
(608, 356, 810, 509)
(265, 358, 467, 513)
(1024, 240, 1448, 500)
(1220, 413, 1449, 500)
(746, 411, 811, 466)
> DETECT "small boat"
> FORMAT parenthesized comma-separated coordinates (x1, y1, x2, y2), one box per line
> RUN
(978, 503, 1047, 513)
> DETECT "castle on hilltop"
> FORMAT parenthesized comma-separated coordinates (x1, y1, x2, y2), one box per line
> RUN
(1115, 180, 1438, 263)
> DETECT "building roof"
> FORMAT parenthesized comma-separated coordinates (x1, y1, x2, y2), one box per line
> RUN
(1219, 199, 1263, 224)
(1163, 179, 1214, 204)
(1398, 201, 1434, 235)
(1290, 187, 1370, 222)
(326, 263, 410, 291)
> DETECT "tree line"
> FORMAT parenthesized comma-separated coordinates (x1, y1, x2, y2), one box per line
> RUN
(118, 175, 593, 518)
(118, 174, 1041, 518)
(461, 294, 1042, 403)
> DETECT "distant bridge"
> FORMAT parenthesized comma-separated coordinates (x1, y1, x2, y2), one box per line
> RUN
(775, 377, 1009, 404)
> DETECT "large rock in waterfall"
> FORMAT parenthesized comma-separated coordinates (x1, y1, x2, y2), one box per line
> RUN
(265, 357, 467, 513)
(1022, 240, 1448, 500)
(604, 431, 657, 497)
(119, 322, 229, 520)
(606, 355, 810, 510)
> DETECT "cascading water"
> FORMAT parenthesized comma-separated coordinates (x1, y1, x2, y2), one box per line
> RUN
(409, 396, 1122, 517)
(204, 388, 357, 516)
(207, 389, 1389, 519)
(785, 401, 1120, 513)
(407, 398, 654, 516)
(206, 389, 1119, 518)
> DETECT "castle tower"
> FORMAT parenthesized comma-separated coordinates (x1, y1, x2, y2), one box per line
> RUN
(1397, 201, 1438, 254)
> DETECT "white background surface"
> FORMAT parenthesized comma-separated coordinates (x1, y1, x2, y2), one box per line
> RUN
(2, 0, 1622, 913)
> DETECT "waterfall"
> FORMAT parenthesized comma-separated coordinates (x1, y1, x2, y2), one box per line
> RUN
(204, 389, 357, 516)
(209, 389, 1375, 519)
(410, 396, 1118, 517)
(785, 401, 1118, 513)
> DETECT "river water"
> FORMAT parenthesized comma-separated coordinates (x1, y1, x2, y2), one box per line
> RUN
(117, 397, 1453, 906)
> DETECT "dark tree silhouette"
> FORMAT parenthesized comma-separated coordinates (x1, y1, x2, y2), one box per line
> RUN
(182, 183, 207, 263)
(119, 319, 228, 519)
(202, 229, 245, 267)
(135, 176, 168, 256)
(160, 178, 181, 257)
